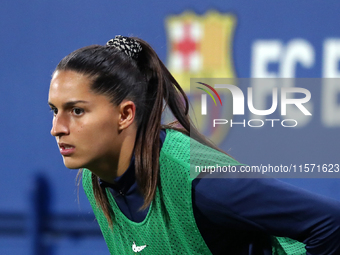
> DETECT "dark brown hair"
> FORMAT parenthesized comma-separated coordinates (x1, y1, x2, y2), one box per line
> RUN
(55, 37, 226, 225)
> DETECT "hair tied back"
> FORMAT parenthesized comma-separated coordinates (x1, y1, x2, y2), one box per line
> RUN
(106, 35, 142, 59)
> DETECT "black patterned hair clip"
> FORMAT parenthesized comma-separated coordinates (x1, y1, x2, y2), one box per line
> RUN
(106, 35, 142, 59)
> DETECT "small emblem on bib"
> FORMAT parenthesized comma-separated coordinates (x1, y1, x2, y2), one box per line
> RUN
(132, 241, 147, 253)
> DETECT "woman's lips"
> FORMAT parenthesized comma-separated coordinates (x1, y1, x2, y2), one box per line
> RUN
(58, 143, 75, 156)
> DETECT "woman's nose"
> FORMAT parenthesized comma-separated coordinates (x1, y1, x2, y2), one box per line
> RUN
(50, 115, 69, 137)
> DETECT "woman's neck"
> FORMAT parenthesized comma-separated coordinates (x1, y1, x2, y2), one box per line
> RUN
(88, 127, 137, 184)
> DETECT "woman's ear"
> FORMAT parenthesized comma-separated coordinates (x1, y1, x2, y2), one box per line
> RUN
(118, 100, 136, 130)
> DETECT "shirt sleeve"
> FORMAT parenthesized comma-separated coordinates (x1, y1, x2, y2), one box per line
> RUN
(192, 169, 340, 255)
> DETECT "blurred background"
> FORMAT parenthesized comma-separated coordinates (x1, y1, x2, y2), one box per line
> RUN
(1, 0, 340, 254)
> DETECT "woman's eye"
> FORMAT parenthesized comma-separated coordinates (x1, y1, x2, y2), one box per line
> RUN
(50, 108, 58, 116)
(72, 108, 84, 116)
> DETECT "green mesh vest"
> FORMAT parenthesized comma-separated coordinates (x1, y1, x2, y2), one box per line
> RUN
(82, 129, 306, 254)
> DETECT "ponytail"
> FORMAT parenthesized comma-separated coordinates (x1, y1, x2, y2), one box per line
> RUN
(132, 38, 228, 210)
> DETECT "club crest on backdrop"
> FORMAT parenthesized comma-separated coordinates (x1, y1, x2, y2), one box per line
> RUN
(165, 11, 237, 144)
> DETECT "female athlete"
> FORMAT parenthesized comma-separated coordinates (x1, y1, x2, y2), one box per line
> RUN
(48, 35, 340, 254)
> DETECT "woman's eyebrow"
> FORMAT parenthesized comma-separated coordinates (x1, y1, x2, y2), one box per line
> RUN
(48, 102, 55, 108)
(63, 100, 89, 108)
(48, 100, 89, 108)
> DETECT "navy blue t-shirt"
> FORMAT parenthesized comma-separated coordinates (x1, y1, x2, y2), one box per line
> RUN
(100, 130, 340, 255)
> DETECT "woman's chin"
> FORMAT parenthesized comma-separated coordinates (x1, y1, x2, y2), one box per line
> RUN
(63, 158, 85, 169)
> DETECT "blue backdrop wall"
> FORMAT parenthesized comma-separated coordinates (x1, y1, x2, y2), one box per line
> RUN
(1, 1, 339, 254)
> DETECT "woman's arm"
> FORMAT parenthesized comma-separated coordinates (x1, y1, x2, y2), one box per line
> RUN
(192, 170, 340, 255)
